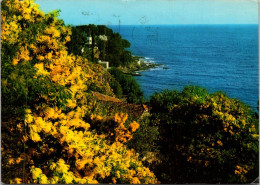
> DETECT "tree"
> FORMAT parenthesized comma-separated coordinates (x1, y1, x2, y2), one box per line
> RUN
(66, 25, 134, 67)
(149, 86, 259, 183)
(108, 68, 143, 103)
(1, 0, 158, 184)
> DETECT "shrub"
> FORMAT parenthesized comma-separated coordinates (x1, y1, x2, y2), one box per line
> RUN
(127, 115, 159, 159)
(108, 68, 143, 103)
(109, 79, 123, 98)
(149, 86, 259, 183)
(1, 0, 158, 184)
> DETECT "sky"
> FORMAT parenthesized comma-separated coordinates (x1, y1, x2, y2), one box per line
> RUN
(34, 0, 258, 25)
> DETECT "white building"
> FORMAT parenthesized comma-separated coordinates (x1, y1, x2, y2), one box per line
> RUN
(98, 35, 108, 41)
(98, 60, 109, 69)
(86, 36, 92, 45)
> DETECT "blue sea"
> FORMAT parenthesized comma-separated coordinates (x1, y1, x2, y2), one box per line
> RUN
(108, 25, 259, 110)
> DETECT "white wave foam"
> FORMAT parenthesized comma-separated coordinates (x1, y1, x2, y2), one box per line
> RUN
(144, 57, 153, 60)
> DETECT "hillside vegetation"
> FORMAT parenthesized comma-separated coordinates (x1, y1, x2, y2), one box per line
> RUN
(1, 0, 258, 184)
(149, 86, 259, 183)
(1, 0, 157, 184)
(66, 25, 134, 67)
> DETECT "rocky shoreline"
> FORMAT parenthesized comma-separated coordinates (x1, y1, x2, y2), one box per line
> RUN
(118, 56, 162, 76)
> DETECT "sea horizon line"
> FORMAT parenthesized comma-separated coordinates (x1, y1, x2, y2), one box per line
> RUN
(106, 23, 258, 26)
(69, 23, 259, 27)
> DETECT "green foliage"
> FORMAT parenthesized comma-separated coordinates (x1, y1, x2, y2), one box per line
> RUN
(108, 79, 123, 98)
(108, 68, 143, 103)
(100, 70, 123, 98)
(2, 63, 69, 115)
(65, 26, 88, 56)
(1, 45, 71, 122)
(106, 32, 132, 67)
(149, 86, 259, 183)
(66, 24, 134, 66)
(127, 115, 159, 158)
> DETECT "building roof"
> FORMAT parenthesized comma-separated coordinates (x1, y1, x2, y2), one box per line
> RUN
(92, 91, 121, 103)
(92, 91, 149, 118)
